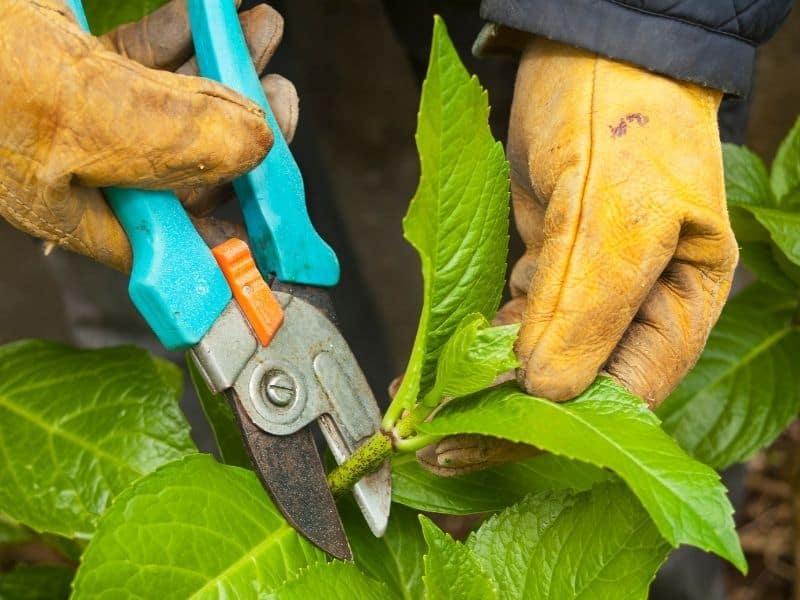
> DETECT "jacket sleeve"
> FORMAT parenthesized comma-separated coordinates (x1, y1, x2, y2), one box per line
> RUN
(479, 0, 793, 96)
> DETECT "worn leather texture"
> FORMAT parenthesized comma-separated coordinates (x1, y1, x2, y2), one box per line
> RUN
(0, 0, 297, 271)
(503, 38, 738, 408)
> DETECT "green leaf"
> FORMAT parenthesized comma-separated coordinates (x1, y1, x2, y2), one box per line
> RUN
(659, 283, 800, 468)
(723, 143, 774, 208)
(391, 16, 509, 415)
(187, 357, 250, 468)
(420, 516, 496, 600)
(0, 340, 195, 538)
(743, 206, 800, 266)
(728, 207, 771, 243)
(722, 145, 800, 288)
(0, 565, 74, 600)
(738, 243, 800, 292)
(418, 378, 746, 571)
(771, 239, 800, 285)
(73, 454, 324, 598)
(467, 483, 671, 599)
(723, 141, 800, 269)
(83, 0, 170, 34)
(0, 514, 82, 561)
(422, 314, 519, 406)
(269, 562, 391, 600)
(771, 117, 800, 202)
(340, 497, 425, 600)
(391, 453, 609, 515)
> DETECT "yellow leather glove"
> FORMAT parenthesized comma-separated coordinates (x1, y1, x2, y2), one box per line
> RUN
(0, 0, 297, 272)
(507, 38, 737, 407)
(419, 37, 738, 475)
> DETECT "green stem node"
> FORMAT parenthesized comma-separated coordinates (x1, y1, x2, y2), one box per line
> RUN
(327, 431, 393, 497)
(327, 402, 442, 496)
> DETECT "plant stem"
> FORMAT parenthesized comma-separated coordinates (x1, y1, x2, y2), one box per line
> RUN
(328, 431, 393, 497)
(382, 393, 408, 430)
(394, 432, 442, 453)
(396, 403, 436, 438)
(327, 403, 442, 496)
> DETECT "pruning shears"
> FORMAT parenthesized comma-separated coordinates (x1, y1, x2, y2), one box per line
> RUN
(64, 0, 391, 560)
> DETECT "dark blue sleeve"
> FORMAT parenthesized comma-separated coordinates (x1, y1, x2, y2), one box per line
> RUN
(480, 0, 793, 96)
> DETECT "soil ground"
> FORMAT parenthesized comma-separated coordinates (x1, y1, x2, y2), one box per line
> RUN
(726, 423, 800, 599)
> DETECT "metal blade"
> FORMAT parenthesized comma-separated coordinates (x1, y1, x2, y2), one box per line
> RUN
(354, 460, 392, 536)
(240, 280, 392, 537)
(272, 281, 392, 534)
(317, 414, 391, 536)
(227, 389, 352, 560)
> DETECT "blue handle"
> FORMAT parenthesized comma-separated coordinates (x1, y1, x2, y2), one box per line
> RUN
(188, 0, 340, 286)
(63, 1, 231, 350)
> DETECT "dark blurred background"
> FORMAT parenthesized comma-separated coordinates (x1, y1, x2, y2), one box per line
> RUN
(1, 1, 798, 598)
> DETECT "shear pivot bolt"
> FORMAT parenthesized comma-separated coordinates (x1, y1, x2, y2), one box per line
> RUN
(264, 370, 296, 407)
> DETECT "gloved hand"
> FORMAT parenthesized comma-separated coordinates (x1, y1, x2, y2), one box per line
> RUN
(507, 38, 737, 407)
(419, 36, 738, 475)
(0, 0, 298, 272)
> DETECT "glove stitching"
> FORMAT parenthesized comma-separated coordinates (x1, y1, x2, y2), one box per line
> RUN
(30, 0, 95, 49)
(140, 13, 156, 68)
(0, 179, 90, 254)
(242, 4, 284, 75)
(30, 0, 70, 22)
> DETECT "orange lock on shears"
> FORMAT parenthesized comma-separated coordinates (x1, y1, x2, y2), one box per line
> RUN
(212, 238, 284, 347)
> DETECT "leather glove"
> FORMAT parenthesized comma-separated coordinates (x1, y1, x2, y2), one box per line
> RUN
(0, 0, 298, 272)
(508, 38, 737, 407)
(416, 434, 538, 477)
(419, 37, 738, 475)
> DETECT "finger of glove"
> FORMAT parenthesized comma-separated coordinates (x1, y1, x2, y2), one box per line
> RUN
(515, 177, 681, 402)
(494, 297, 526, 325)
(176, 74, 298, 216)
(605, 257, 735, 408)
(36, 0, 78, 23)
(174, 67, 299, 143)
(177, 183, 234, 217)
(416, 434, 538, 477)
(99, 0, 243, 71)
(176, 4, 283, 78)
(59, 47, 270, 190)
(262, 74, 299, 143)
(192, 215, 248, 248)
(388, 374, 404, 400)
(511, 41, 712, 402)
(55, 186, 134, 272)
(508, 181, 546, 298)
(174, 3, 297, 144)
